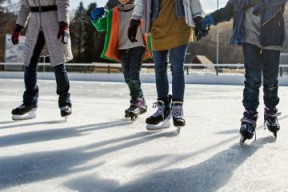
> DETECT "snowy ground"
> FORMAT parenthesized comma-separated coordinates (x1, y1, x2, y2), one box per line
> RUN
(0, 79, 288, 192)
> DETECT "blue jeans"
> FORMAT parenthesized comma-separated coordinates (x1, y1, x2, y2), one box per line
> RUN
(119, 46, 145, 99)
(23, 31, 71, 108)
(153, 44, 188, 102)
(242, 43, 280, 111)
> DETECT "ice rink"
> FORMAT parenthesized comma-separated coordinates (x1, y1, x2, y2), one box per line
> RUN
(0, 78, 288, 192)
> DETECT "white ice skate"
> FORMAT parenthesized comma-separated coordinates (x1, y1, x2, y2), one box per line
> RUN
(146, 118, 171, 131)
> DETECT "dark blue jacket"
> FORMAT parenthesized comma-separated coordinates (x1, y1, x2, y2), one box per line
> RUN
(211, 0, 287, 48)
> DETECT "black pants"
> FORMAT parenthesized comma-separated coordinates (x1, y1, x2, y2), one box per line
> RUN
(23, 31, 71, 108)
(242, 43, 280, 111)
(119, 46, 145, 100)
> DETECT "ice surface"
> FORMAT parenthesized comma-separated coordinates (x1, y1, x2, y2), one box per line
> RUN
(0, 79, 288, 192)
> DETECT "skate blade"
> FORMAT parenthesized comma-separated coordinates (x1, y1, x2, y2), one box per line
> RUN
(146, 119, 170, 131)
(240, 135, 246, 145)
(12, 111, 36, 121)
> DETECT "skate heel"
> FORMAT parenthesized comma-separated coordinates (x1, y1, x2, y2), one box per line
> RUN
(12, 108, 36, 121)
(60, 106, 72, 121)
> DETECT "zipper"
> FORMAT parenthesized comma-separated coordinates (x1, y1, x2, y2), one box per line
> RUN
(261, 6, 282, 27)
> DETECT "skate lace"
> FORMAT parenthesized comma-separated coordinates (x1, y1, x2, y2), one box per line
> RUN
(172, 105, 183, 118)
(152, 102, 164, 118)
(60, 106, 70, 111)
(18, 104, 26, 109)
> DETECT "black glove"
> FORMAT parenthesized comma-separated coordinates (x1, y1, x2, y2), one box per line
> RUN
(128, 19, 141, 43)
(193, 16, 203, 38)
(193, 16, 209, 41)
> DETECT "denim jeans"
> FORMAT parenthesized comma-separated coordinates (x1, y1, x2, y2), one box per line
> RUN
(242, 43, 280, 112)
(119, 46, 145, 99)
(23, 31, 71, 108)
(153, 44, 188, 102)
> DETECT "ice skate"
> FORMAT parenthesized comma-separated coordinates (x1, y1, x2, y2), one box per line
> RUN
(172, 101, 185, 133)
(126, 97, 147, 121)
(239, 110, 258, 144)
(264, 107, 281, 138)
(11, 104, 36, 121)
(60, 106, 72, 121)
(146, 99, 171, 131)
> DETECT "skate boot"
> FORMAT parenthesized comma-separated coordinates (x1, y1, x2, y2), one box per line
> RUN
(146, 98, 171, 131)
(60, 105, 72, 120)
(239, 110, 258, 144)
(172, 101, 185, 133)
(11, 104, 36, 121)
(264, 107, 281, 138)
(127, 97, 147, 121)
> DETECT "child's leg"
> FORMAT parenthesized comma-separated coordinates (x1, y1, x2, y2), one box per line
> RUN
(127, 46, 145, 99)
(262, 49, 280, 109)
(242, 43, 262, 112)
(119, 49, 130, 88)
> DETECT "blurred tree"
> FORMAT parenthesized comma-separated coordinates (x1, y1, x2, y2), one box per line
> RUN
(81, 2, 106, 63)
(0, 0, 17, 63)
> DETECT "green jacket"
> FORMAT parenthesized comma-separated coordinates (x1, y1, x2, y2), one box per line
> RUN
(91, 7, 152, 62)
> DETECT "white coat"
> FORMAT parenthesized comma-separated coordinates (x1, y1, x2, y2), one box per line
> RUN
(16, 0, 73, 67)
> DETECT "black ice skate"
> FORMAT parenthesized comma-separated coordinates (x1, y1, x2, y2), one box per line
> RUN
(172, 101, 185, 133)
(126, 98, 147, 121)
(239, 110, 258, 144)
(11, 104, 36, 121)
(264, 107, 281, 138)
(146, 99, 171, 131)
(60, 105, 72, 120)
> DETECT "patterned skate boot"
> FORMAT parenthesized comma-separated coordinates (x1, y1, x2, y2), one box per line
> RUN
(11, 104, 36, 121)
(172, 101, 185, 133)
(239, 110, 258, 144)
(127, 97, 147, 121)
(264, 107, 281, 138)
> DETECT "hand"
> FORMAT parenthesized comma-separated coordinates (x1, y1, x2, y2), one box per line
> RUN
(201, 15, 214, 31)
(57, 22, 69, 44)
(193, 16, 204, 38)
(128, 19, 141, 43)
(11, 24, 23, 45)
(90, 7, 105, 21)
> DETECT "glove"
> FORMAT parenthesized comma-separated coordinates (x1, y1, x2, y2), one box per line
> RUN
(193, 16, 210, 41)
(128, 19, 141, 43)
(11, 24, 23, 45)
(57, 21, 69, 44)
(90, 7, 105, 21)
(193, 16, 204, 37)
(201, 15, 215, 31)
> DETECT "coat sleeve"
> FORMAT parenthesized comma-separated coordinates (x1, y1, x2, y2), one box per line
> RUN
(211, 1, 235, 25)
(91, 16, 107, 32)
(131, 0, 143, 19)
(16, 0, 31, 27)
(191, 0, 205, 18)
(56, 0, 70, 24)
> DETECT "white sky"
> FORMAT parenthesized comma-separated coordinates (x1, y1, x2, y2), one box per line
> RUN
(70, 0, 227, 12)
